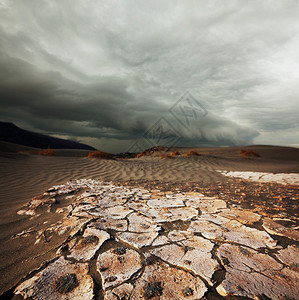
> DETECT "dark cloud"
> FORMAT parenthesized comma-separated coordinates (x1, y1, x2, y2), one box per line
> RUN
(0, 0, 298, 152)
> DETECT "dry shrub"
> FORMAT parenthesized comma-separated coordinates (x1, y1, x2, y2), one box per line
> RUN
(160, 154, 173, 159)
(87, 150, 113, 159)
(239, 149, 260, 159)
(136, 153, 145, 158)
(186, 150, 200, 156)
(169, 151, 180, 156)
(38, 148, 55, 156)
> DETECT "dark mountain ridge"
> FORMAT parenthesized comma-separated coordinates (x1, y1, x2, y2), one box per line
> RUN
(0, 122, 95, 150)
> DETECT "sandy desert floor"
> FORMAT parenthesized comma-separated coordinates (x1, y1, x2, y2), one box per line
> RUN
(0, 143, 298, 299)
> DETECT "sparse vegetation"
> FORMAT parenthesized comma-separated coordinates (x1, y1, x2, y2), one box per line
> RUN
(114, 152, 136, 159)
(169, 151, 180, 156)
(239, 149, 260, 159)
(38, 148, 55, 156)
(159, 154, 173, 159)
(186, 150, 200, 156)
(87, 150, 113, 159)
(136, 146, 170, 158)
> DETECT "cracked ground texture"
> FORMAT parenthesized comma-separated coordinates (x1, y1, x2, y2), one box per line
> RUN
(11, 178, 299, 300)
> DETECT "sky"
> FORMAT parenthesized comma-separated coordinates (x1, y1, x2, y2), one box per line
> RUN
(0, 0, 299, 153)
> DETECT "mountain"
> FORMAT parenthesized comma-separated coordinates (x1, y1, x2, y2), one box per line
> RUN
(0, 122, 95, 150)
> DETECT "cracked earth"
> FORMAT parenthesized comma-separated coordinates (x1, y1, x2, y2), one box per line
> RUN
(14, 178, 299, 300)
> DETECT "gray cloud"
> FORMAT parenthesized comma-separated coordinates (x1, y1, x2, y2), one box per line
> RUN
(0, 0, 298, 152)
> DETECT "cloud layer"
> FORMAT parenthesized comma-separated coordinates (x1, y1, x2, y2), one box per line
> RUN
(0, 0, 298, 152)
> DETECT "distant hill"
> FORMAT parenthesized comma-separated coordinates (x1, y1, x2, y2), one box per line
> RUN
(0, 122, 95, 150)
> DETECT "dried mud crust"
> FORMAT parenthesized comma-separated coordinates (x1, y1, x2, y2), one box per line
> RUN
(116, 179, 299, 220)
(10, 179, 299, 300)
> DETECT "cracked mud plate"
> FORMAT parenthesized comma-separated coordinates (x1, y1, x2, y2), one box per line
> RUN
(14, 257, 94, 300)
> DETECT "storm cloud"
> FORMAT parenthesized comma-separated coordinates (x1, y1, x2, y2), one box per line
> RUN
(0, 0, 298, 152)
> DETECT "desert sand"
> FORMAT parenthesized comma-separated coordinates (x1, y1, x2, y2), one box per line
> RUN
(0, 141, 298, 299)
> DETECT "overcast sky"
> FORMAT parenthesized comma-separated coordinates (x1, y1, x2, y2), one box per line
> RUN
(0, 0, 298, 153)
